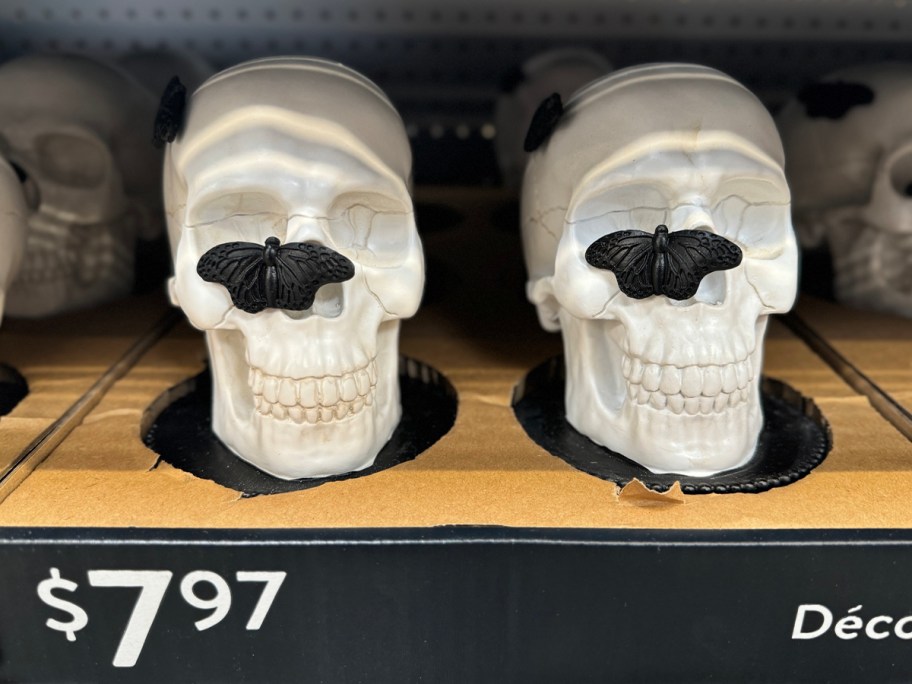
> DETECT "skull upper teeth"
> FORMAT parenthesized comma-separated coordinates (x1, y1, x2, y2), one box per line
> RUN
(623, 353, 753, 415)
(15, 220, 132, 286)
(249, 360, 377, 424)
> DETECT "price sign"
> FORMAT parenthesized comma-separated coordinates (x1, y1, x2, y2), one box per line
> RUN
(36, 567, 286, 667)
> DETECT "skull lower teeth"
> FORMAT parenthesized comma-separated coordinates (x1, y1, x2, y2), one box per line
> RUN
(248, 360, 377, 424)
(834, 230, 912, 298)
(622, 354, 753, 415)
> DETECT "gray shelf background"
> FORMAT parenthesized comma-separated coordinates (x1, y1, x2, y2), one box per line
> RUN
(2, 0, 912, 182)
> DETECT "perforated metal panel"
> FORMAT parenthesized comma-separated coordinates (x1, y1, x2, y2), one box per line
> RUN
(2, 0, 912, 181)
(5, 1, 912, 91)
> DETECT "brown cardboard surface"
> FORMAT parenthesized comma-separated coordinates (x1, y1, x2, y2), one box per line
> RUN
(795, 296, 912, 411)
(0, 189, 910, 529)
(0, 292, 171, 474)
(1, 307, 909, 529)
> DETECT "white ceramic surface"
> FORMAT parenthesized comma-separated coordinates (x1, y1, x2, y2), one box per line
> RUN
(164, 57, 424, 480)
(0, 157, 27, 325)
(521, 63, 798, 476)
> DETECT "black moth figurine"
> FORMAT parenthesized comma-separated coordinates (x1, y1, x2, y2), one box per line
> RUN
(152, 76, 187, 149)
(197, 237, 355, 314)
(585, 225, 742, 300)
(523, 92, 564, 152)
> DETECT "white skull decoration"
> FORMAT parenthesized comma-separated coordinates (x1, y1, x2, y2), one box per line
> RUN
(522, 64, 798, 476)
(0, 158, 27, 324)
(494, 48, 612, 187)
(778, 63, 912, 317)
(0, 55, 160, 317)
(164, 58, 424, 480)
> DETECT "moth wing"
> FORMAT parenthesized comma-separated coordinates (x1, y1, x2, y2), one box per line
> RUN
(585, 230, 655, 299)
(196, 241, 269, 314)
(272, 243, 356, 311)
(662, 230, 743, 300)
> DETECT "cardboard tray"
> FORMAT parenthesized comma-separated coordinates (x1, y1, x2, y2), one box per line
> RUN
(794, 295, 912, 442)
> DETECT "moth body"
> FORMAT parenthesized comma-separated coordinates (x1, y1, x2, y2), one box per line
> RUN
(263, 237, 280, 267)
(651, 225, 670, 294)
(263, 237, 280, 308)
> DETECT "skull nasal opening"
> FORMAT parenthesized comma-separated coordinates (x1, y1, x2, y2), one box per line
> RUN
(9, 161, 40, 210)
(283, 282, 345, 320)
(678, 270, 727, 307)
(888, 148, 912, 198)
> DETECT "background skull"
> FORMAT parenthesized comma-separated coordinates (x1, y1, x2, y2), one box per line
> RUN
(0, 158, 27, 324)
(164, 57, 424, 480)
(494, 48, 611, 188)
(0, 55, 160, 317)
(521, 64, 798, 476)
(778, 62, 912, 317)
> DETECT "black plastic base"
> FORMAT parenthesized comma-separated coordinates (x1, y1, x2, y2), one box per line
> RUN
(513, 356, 832, 494)
(0, 364, 27, 416)
(144, 357, 457, 496)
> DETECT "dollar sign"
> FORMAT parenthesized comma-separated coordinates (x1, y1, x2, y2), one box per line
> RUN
(37, 567, 88, 642)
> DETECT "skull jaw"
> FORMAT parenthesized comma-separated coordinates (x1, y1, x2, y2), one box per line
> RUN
(566, 388, 761, 476)
(560, 313, 764, 476)
(206, 322, 402, 480)
(4, 213, 135, 318)
(835, 277, 912, 319)
(5, 270, 133, 318)
(827, 223, 912, 317)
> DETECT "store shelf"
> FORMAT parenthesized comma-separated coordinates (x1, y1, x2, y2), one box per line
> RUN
(1, 3, 912, 680)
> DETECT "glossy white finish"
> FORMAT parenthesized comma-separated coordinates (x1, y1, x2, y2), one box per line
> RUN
(494, 48, 611, 187)
(0, 55, 160, 318)
(164, 57, 424, 480)
(779, 62, 912, 318)
(521, 63, 798, 476)
(0, 158, 27, 325)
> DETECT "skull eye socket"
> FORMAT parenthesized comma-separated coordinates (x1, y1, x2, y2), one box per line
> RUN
(328, 193, 412, 266)
(714, 196, 790, 256)
(569, 185, 670, 249)
(8, 161, 40, 210)
(888, 150, 912, 198)
(34, 132, 109, 188)
(570, 185, 669, 224)
(189, 192, 286, 228)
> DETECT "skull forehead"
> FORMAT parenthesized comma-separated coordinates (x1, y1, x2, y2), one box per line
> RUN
(779, 62, 912, 211)
(182, 126, 407, 216)
(171, 57, 411, 183)
(0, 55, 152, 140)
(523, 64, 783, 282)
(532, 64, 783, 191)
(569, 147, 788, 222)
